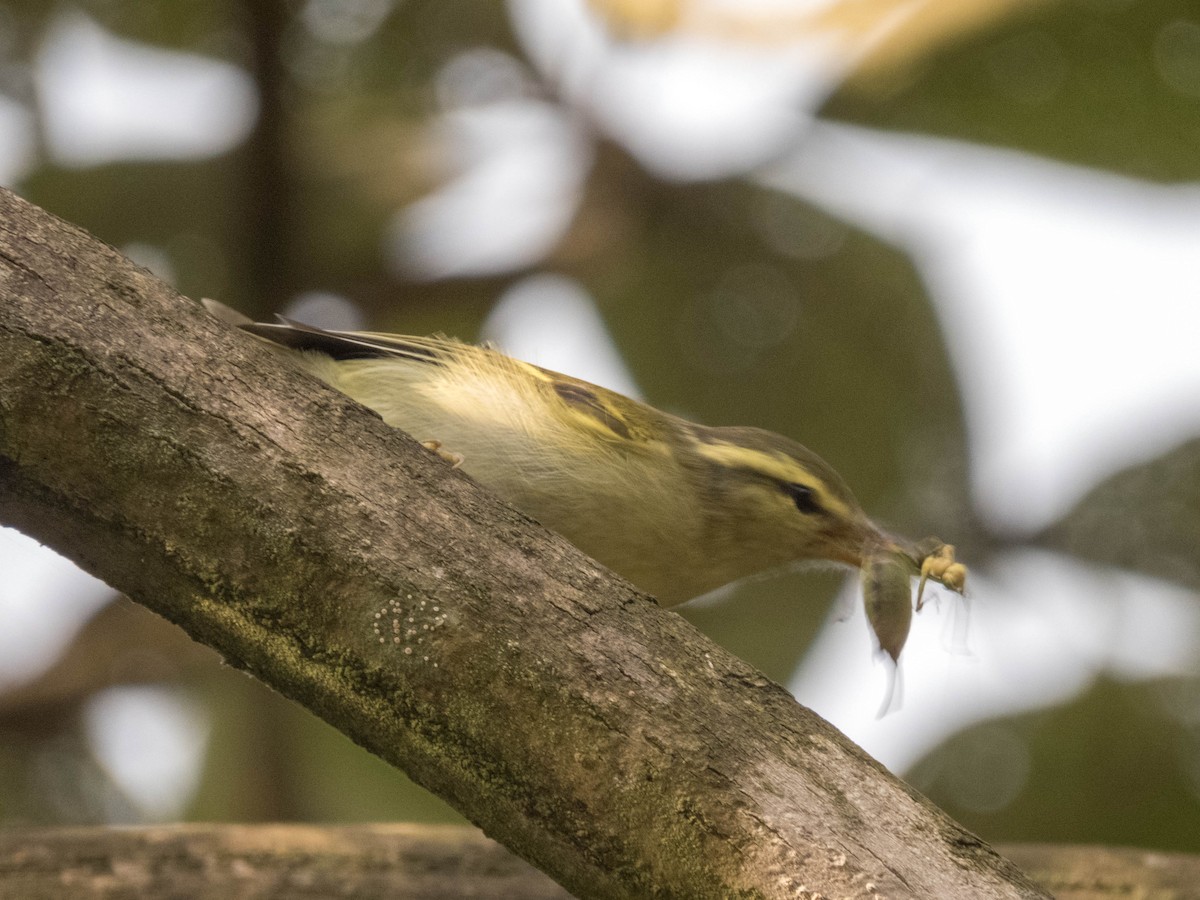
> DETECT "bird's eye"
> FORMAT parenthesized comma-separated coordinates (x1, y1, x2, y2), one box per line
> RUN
(786, 483, 822, 515)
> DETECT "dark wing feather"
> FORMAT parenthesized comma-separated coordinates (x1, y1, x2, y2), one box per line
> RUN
(241, 318, 447, 365)
(207, 297, 666, 449)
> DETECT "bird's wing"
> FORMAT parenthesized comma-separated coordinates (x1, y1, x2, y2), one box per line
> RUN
(229, 313, 667, 450)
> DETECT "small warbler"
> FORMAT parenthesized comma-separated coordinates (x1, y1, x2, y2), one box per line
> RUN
(203, 299, 964, 656)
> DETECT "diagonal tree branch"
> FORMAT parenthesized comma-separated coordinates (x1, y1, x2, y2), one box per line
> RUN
(0, 186, 1049, 899)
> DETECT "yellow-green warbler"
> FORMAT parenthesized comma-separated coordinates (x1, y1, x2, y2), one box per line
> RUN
(203, 299, 966, 665)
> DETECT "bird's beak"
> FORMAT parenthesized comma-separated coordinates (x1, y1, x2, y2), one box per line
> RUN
(825, 516, 890, 570)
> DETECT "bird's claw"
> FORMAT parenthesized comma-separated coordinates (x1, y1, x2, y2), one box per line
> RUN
(421, 440, 465, 469)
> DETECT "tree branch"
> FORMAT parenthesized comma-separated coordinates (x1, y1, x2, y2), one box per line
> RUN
(3, 825, 1198, 899)
(0, 186, 1049, 898)
(0, 824, 574, 899)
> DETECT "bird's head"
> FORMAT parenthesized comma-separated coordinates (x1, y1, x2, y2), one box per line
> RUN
(678, 425, 885, 582)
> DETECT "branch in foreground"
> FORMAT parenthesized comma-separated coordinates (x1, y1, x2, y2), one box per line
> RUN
(0, 824, 573, 900)
(0, 186, 1049, 899)
(4, 825, 1198, 900)
(997, 843, 1200, 899)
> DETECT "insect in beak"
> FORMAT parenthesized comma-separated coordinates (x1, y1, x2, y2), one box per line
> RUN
(858, 536, 968, 714)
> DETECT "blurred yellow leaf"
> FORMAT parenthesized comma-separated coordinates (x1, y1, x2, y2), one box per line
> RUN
(587, 0, 684, 39)
(587, 0, 1044, 81)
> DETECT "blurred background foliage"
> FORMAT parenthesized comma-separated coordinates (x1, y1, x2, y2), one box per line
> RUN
(1, 0, 1199, 856)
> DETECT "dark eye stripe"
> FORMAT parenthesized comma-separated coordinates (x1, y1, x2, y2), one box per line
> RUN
(785, 483, 824, 515)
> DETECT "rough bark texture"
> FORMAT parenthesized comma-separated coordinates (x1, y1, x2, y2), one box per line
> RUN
(3, 827, 1199, 900)
(0, 824, 573, 900)
(0, 186, 1050, 899)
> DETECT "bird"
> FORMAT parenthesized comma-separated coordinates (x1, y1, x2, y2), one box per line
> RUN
(201, 298, 964, 620)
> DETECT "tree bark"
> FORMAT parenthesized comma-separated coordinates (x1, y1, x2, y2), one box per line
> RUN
(0, 824, 574, 899)
(3, 826, 1199, 899)
(997, 843, 1200, 900)
(0, 185, 1049, 898)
